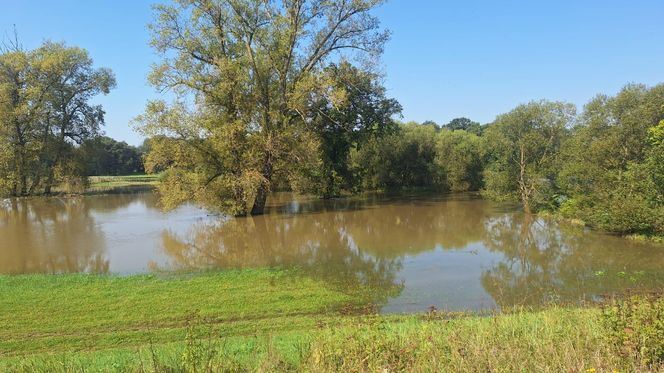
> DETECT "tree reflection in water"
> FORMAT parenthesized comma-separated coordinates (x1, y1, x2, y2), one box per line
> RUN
(0, 193, 153, 275)
(3, 191, 660, 310)
(159, 214, 404, 304)
(157, 192, 496, 307)
(481, 214, 664, 308)
(160, 193, 664, 310)
(0, 197, 109, 274)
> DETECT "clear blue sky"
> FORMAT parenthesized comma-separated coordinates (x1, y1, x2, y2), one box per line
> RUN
(2, 1, 663, 145)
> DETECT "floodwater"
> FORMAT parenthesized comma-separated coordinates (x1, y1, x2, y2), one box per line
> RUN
(1, 191, 663, 313)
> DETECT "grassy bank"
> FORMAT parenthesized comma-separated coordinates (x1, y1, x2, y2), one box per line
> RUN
(0, 270, 661, 372)
(538, 210, 664, 244)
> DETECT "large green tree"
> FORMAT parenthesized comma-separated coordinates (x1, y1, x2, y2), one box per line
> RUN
(0, 44, 43, 196)
(37, 42, 116, 193)
(444, 117, 481, 135)
(0, 41, 114, 196)
(136, 0, 390, 215)
(482, 101, 575, 213)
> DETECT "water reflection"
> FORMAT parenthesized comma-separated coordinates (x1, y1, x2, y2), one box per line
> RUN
(0, 193, 169, 274)
(481, 214, 664, 307)
(157, 193, 664, 311)
(0, 198, 109, 274)
(159, 214, 404, 299)
(1, 192, 662, 312)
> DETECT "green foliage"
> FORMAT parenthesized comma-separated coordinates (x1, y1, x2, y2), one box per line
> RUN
(603, 294, 664, 365)
(79, 136, 145, 176)
(138, 0, 391, 215)
(580, 163, 663, 235)
(558, 84, 664, 235)
(436, 129, 484, 191)
(0, 41, 115, 196)
(647, 118, 664, 198)
(445, 117, 482, 135)
(352, 122, 443, 191)
(0, 136, 13, 196)
(295, 62, 401, 198)
(136, 102, 307, 215)
(482, 101, 575, 213)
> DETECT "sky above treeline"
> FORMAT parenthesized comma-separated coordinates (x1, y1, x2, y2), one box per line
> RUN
(2, 0, 664, 145)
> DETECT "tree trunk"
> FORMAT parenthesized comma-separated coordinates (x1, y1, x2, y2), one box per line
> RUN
(44, 174, 54, 195)
(45, 131, 66, 195)
(19, 173, 27, 196)
(518, 143, 532, 214)
(43, 155, 59, 195)
(18, 152, 28, 196)
(250, 153, 273, 215)
(251, 182, 269, 215)
(16, 145, 27, 196)
(28, 175, 41, 195)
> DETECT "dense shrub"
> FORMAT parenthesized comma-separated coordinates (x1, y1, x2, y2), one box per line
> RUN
(603, 294, 664, 366)
(352, 122, 443, 191)
(435, 129, 484, 191)
(557, 84, 664, 235)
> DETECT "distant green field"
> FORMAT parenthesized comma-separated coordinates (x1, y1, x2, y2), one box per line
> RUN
(87, 174, 160, 191)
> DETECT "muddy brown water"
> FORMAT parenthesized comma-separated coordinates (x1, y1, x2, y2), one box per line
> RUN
(1, 191, 662, 313)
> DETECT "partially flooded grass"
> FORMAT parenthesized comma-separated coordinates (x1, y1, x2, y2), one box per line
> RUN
(1, 269, 662, 372)
(0, 269, 367, 356)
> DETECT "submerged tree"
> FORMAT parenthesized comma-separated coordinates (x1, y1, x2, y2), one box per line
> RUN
(136, 0, 391, 215)
(482, 101, 575, 213)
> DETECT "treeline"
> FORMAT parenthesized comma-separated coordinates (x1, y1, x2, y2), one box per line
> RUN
(0, 41, 146, 196)
(135, 0, 663, 237)
(346, 84, 664, 237)
(79, 136, 146, 176)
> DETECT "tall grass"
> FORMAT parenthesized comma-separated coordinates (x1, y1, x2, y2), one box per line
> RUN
(4, 307, 662, 372)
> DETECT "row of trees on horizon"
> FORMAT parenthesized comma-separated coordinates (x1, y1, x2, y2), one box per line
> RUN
(349, 83, 664, 238)
(1, 0, 663, 238)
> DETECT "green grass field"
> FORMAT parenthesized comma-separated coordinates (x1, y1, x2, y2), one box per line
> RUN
(87, 174, 160, 191)
(0, 269, 661, 372)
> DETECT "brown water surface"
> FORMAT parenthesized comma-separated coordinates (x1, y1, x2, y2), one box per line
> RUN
(1, 192, 662, 312)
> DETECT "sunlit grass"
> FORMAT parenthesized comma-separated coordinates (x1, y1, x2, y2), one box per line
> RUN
(0, 269, 364, 357)
(1, 270, 661, 372)
(87, 174, 160, 190)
